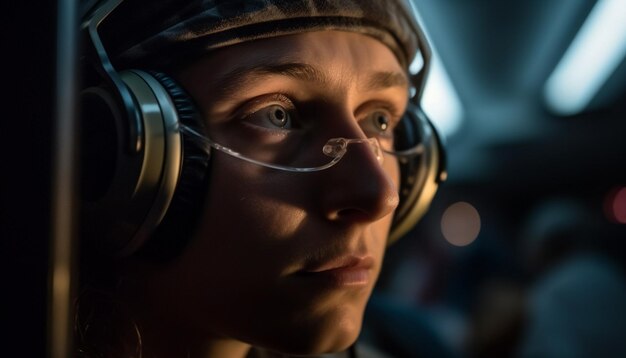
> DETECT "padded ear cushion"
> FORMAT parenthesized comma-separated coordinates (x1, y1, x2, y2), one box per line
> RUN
(133, 71, 212, 261)
(392, 107, 424, 229)
(389, 104, 446, 243)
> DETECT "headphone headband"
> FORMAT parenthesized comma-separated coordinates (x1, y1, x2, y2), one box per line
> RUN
(82, 0, 142, 154)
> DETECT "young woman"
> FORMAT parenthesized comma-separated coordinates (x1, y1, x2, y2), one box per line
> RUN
(76, 0, 445, 357)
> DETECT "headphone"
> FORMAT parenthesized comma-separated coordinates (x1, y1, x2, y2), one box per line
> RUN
(79, 0, 447, 258)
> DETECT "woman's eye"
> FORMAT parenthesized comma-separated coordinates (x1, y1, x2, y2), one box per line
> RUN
(266, 105, 291, 128)
(364, 110, 396, 135)
(242, 101, 297, 130)
(371, 111, 391, 132)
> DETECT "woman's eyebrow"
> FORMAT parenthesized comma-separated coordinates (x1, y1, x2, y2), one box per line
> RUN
(213, 61, 408, 98)
(364, 71, 409, 91)
(214, 62, 327, 98)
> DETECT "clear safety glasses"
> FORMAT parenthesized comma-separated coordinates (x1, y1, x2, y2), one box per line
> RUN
(179, 114, 425, 173)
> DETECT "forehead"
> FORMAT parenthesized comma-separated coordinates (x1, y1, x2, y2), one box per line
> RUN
(176, 31, 407, 91)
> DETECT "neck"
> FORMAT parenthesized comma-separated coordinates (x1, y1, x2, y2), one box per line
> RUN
(128, 303, 252, 358)
(198, 339, 252, 358)
(134, 320, 252, 358)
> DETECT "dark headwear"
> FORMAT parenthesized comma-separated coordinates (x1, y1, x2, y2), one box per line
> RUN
(98, 0, 422, 70)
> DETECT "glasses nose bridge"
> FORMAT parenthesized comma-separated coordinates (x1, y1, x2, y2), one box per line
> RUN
(318, 105, 382, 158)
(323, 137, 384, 166)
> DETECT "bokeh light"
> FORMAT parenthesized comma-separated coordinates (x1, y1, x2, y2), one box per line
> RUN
(441, 201, 481, 246)
(604, 187, 626, 224)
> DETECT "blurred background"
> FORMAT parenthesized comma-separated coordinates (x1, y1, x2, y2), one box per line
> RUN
(364, 0, 626, 357)
(3, 0, 625, 357)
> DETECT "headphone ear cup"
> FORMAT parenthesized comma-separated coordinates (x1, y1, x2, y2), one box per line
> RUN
(389, 104, 446, 243)
(80, 69, 210, 257)
(79, 86, 127, 203)
(79, 80, 151, 255)
(133, 71, 212, 261)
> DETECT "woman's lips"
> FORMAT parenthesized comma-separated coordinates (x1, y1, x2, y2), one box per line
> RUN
(299, 256, 375, 287)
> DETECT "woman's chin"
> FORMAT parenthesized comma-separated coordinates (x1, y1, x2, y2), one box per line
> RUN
(257, 313, 363, 356)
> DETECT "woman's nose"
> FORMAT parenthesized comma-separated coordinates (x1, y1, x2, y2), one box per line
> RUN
(317, 122, 400, 224)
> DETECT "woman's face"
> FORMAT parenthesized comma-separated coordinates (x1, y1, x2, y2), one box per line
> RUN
(141, 31, 408, 355)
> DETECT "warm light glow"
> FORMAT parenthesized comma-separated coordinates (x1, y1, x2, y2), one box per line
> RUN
(605, 187, 626, 224)
(409, 1, 464, 137)
(544, 0, 626, 115)
(441, 201, 481, 246)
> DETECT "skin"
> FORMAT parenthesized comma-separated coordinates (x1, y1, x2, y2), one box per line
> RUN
(117, 30, 409, 357)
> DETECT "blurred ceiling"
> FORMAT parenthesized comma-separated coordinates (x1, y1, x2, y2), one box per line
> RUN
(411, 0, 626, 190)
